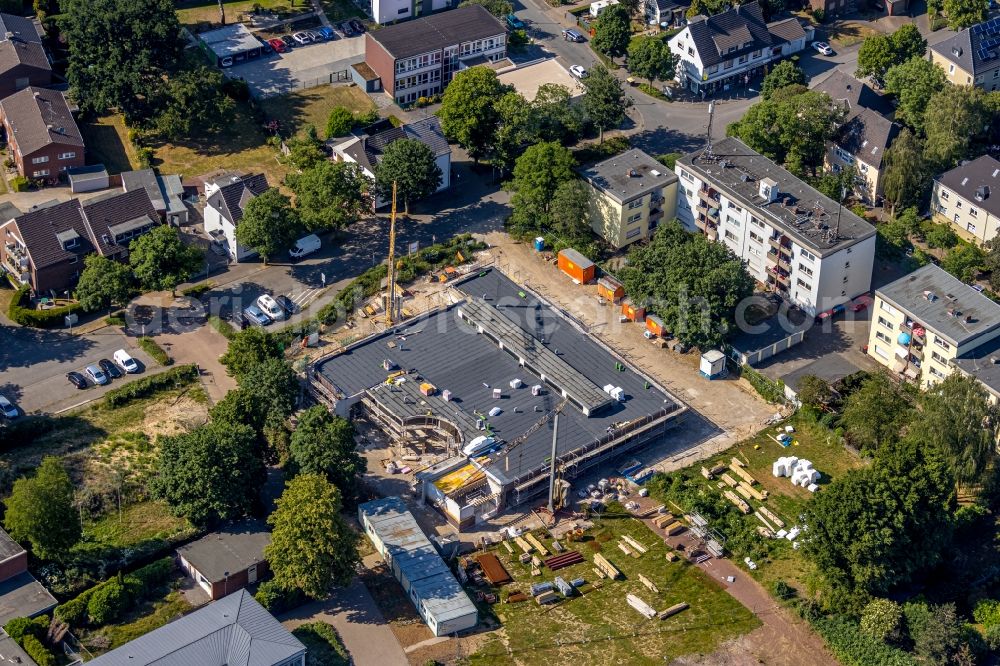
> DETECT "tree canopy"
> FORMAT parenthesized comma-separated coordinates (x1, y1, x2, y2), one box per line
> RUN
(458, 0, 513, 17)
(840, 371, 912, 453)
(235, 188, 302, 264)
(619, 221, 755, 348)
(153, 421, 264, 526)
(760, 60, 806, 100)
(582, 65, 632, 142)
(923, 85, 991, 171)
(881, 129, 929, 214)
(237, 358, 300, 424)
(128, 225, 203, 293)
(508, 142, 577, 235)
(627, 36, 678, 85)
(592, 4, 631, 60)
(288, 161, 371, 232)
(943, 0, 988, 28)
(220, 327, 283, 379)
(854, 25, 926, 88)
(289, 405, 366, 504)
(439, 68, 513, 162)
(884, 57, 946, 135)
(3, 457, 80, 561)
(374, 138, 443, 213)
(74, 254, 133, 312)
(325, 106, 355, 139)
(529, 84, 584, 144)
(153, 66, 234, 141)
(266, 473, 360, 599)
(284, 126, 328, 171)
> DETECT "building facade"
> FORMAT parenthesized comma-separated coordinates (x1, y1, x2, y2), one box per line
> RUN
(931, 155, 1000, 245)
(0, 87, 84, 181)
(675, 137, 876, 316)
(176, 519, 271, 601)
(363, 5, 507, 105)
(929, 18, 1000, 90)
(372, 0, 454, 25)
(578, 149, 678, 249)
(866, 263, 1000, 388)
(0, 13, 51, 100)
(204, 173, 269, 262)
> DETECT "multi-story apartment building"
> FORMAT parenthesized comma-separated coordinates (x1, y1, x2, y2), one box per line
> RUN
(675, 137, 876, 316)
(364, 5, 507, 105)
(667, 2, 811, 97)
(929, 17, 1000, 90)
(866, 263, 1000, 388)
(0, 13, 50, 99)
(0, 86, 84, 182)
(371, 0, 453, 25)
(931, 155, 1000, 245)
(577, 149, 678, 249)
(814, 71, 900, 205)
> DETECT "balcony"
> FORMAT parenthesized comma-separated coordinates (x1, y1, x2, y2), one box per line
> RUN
(697, 189, 720, 207)
(768, 235, 791, 252)
(695, 216, 718, 232)
(695, 203, 719, 219)
(777, 256, 791, 271)
(769, 267, 790, 286)
(649, 209, 664, 223)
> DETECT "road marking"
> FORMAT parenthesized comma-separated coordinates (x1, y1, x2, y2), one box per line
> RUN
(290, 288, 322, 309)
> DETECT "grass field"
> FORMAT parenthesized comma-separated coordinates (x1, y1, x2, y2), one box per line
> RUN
(84, 585, 192, 653)
(175, 0, 299, 27)
(79, 115, 138, 174)
(259, 85, 375, 138)
(82, 501, 193, 550)
(468, 508, 760, 665)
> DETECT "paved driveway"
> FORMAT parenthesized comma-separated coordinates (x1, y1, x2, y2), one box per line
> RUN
(228, 36, 365, 98)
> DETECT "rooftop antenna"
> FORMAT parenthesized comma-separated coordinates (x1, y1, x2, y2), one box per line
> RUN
(704, 102, 715, 160)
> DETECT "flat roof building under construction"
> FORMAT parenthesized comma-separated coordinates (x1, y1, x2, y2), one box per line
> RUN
(314, 269, 685, 528)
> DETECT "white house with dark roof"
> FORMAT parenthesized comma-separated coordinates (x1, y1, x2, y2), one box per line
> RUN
(667, 2, 812, 96)
(203, 173, 269, 262)
(813, 71, 900, 204)
(644, 0, 690, 28)
(932, 155, 1000, 245)
(121, 168, 189, 226)
(331, 116, 450, 208)
(930, 17, 1000, 90)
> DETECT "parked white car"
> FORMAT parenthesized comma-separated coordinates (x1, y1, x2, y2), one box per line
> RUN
(811, 41, 834, 56)
(0, 395, 18, 419)
(257, 294, 285, 322)
(114, 349, 140, 373)
(569, 64, 588, 78)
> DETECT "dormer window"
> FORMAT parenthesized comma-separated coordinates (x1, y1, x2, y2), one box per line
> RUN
(55, 228, 80, 251)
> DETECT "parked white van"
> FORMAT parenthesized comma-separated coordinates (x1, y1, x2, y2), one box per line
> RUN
(114, 349, 140, 374)
(257, 294, 285, 321)
(289, 234, 321, 259)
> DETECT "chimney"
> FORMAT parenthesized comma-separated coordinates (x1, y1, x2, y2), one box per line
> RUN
(976, 185, 989, 201)
(759, 177, 778, 203)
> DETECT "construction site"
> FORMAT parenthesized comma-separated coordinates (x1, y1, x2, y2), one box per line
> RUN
(311, 268, 687, 530)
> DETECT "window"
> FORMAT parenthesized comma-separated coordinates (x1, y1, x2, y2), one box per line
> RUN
(625, 227, 642, 239)
(876, 330, 891, 343)
(931, 350, 947, 365)
(796, 278, 812, 290)
(398, 6, 408, 13)
(627, 212, 642, 223)
(954, 213, 961, 223)
(874, 344, 889, 359)
(68, 256, 77, 264)
(880, 301, 897, 316)
(752, 49, 761, 58)
(940, 189, 950, 200)
(798, 263, 813, 277)
(949, 64, 955, 74)
(680, 169, 694, 182)
(31, 156, 48, 164)
(750, 215, 764, 228)
(956, 200, 962, 209)
(995, 69, 999, 79)
(707, 64, 718, 74)
(930, 366, 946, 379)
(724, 229, 737, 241)
(749, 231, 763, 243)
(32, 169, 49, 177)
(738, 55, 747, 64)
(687, 47, 694, 56)
(970, 208, 978, 217)
(727, 201, 743, 213)
(934, 337, 951, 352)
(627, 199, 643, 209)
(727, 215, 740, 227)
(724, 59, 733, 70)
(748, 246, 761, 256)
(800, 249, 816, 262)
(878, 316, 892, 330)
(844, 261, 850, 269)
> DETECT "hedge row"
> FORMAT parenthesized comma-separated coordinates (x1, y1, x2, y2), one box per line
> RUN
(812, 615, 916, 666)
(55, 557, 175, 628)
(21, 635, 55, 666)
(741, 364, 787, 404)
(103, 364, 199, 408)
(208, 314, 236, 340)
(255, 580, 305, 614)
(7, 284, 83, 328)
(138, 336, 172, 366)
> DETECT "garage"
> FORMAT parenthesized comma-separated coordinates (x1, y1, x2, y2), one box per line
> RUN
(199, 23, 263, 68)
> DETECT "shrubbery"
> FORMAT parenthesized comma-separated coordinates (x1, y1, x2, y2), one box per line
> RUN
(10, 175, 29, 192)
(7, 284, 83, 328)
(138, 336, 172, 365)
(255, 580, 306, 614)
(103, 364, 198, 408)
(741, 364, 786, 404)
(812, 614, 916, 666)
(21, 635, 56, 666)
(2, 615, 48, 643)
(55, 557, 175, 628)
(87, 578, 130, 625)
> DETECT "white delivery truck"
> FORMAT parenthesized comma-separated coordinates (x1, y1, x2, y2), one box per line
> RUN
(289, 234, 321, 259)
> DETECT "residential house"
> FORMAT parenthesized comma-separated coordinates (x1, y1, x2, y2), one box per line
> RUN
(121, 168, 189, 225)
(331, 116, 451, 208)
(814, 71, 900, 204)
(363, 5, 507, 105)
(203, 173, 269, 262)
(930, 17, 1000, 90)
(87, 589, 306, 666)
(0, 86, 84, 181)
(177, 519, 270, 601)
(0, 189, 158, 296)
(577, 149, 678, 249)
(667, 2, 812, 96)
(0, 527, 57, 627)
(371, 0, 455, 25)
(0, 13, 50, 99)
(645, 0, 690, 28)
(675, 137, 876, 316)
(866, 263, 1000, 387)
(931, 155, 1000, 245)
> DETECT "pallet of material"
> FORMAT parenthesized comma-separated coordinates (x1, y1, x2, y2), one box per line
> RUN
(740, 481, 768, 501)
(514, 536, 533, 554)
(593, 553, 621, 579)
(638, 573, 659, 593)
(734, 484, 754, 501)
(506, 592, 528, 603)
(552, 540, 564, 552)
(759, 506, 785, 528)
(627, 593, 657, 619)
(730, 465, 757, 486)
(593, 566, 607, 579)
(477, 553, 513, 585)
(659, 602, 689, 619)
(720, 473, 739, 488)
(618, 542, 634, 557)
(664, 521, 686, 536)
(536, 591, 559, 605)
(525, 533, 550, 557)
(530, 581, 553, 596)
(723, 490, 752, 514)
(754, 511, 776, 531)
(709, 463, 727, 475)
(545, 551, 584, 571)
(502, 541, 514, 554)
(621, 534, 648, 554)
(636, 506, 660, 518)
(730, 456, 746, 468)
(652, 513, 675, 529)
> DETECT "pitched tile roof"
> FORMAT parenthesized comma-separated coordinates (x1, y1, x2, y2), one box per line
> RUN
(685, 2, 778, 68)
(369, 4, 506, 60)
(338, 116, 450, 175)
(82, 189, 159, 259)
(930, 17, 1000, 77)
(936, 154, 1000, 219)
(206, 173, 269, 225)
(87, 590, 306, 666)
(0, 13, 42, 42)
(0, 86, 82, 156)
(765, 17, 807, 43)
(0, 38, 50, 74)
(833, 108, 899, 168)
(9, 198, 90, 270)
(813, 70, 894, 116)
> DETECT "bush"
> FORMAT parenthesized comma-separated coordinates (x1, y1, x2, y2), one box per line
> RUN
(138, 336, 172, 366)
(3, 615, 48, 643)
(56, 557, 175, 628)
(180, 282, 213, 298)
(925, 224, 959, 249)
(741, 365, 786, 404)
(772, 580, 795, 601)
(10, 175, 29, 192)
(860, 598, 903, 642)
(222, 77, 251, 101)
(974, 598, 1000, 629)
(54, 592, 92, 625)
(292, 622, 350, 666)
(325, 106, 355, 138)
(103, 364, 198, 408)
(87, 578, 130, 625)
(572, 136, 631, 165)
(20, 635, 55, 666)
(209, 314, 236, 339)
(354, 108, 378, 127)
(255, 580, 305, 614)
(105, 314, 126, 326)
(986, 624, 1000, 651)
(137, 146, 154, 169)
(812, 614, 916, 666)
(656, 153, 682, 170)
(7, 284, 84, 328)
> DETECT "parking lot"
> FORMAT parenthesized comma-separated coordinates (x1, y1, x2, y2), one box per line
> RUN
(228, 34, 366, 98)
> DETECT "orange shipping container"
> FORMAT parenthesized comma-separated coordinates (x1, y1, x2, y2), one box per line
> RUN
(598, 276, 625, 303)
(621, 298, 645, 322)
(557, 249, 596, 284)
(646, 315, 666, 337)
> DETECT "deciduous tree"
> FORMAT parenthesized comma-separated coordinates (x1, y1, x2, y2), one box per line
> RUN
(238, 358, 300, 422)
(153, 421, 264, 526)
(74, 254, 133, 312)
(324, 106, 355, 139)
(284, 125, 327, 171)
(288, 161, 371, 231)
(153, 66, 233, 140)
(942, 243, 986, 282)
(220, 327, 283, 379)
(884, 57, 946, 135)
(439, 68, 513, 161)
(592, 4, 631, 60)
(508, 142, 576, 234)
(374, 139, 443, 214)
(529, 83, 584, 143)
(943, 0, 988, 28)
(924, 85, 990, 170)
(627, 35, 677, 85)
(128, 225, 203, 294)
(855, 25, 926, 88)
(3, 457, 80, 561)
(235, 188, 302, 264)
(760, 60, 806, 100)
(289, 406, 366, 504)
(881, 129, 929, 214)
(548, 180, 593, 240)
(491, 91, 532, 175)
(266, 474, 360, 599)
(582, 65, 632, 143)
(840, 371, 911, 453)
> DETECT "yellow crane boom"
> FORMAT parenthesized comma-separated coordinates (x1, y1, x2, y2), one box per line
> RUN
(385, 181, 397, 327)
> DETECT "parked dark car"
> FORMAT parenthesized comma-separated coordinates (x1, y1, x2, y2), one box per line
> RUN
(67, 371, 87, 389)
(98, 358, 122, 379)
(276, 294, 297, 315)
(281, 34, 295, 48)
(350, 19, 365, 33)
(259, 38, 273, 54)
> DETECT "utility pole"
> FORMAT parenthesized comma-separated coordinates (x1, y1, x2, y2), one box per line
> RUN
(547, 412, 560, 513)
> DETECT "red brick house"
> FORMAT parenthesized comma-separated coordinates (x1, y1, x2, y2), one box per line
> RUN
(0, 13, 50, 99)
(177, 519, 271, 600)
(0, 86, 84, 182)
(0, 527, 57, 626)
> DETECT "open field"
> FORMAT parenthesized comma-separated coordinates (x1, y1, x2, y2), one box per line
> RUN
(82, 583, 193, 654)
(79, 115, 138, 174)
(259, 85, 375, 137)
(468, 508, 760, 666)
(176, 0, 296, 27)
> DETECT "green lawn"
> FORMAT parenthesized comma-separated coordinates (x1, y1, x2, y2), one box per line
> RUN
(259, 85, 375, 138)
(175, 0, 303, 28)
(82, 501, 194, 550)
(79, 115, 138, 174)
(468, 508, 760, 665)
